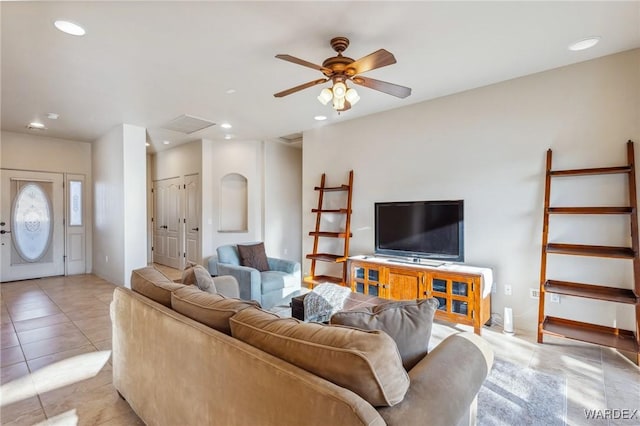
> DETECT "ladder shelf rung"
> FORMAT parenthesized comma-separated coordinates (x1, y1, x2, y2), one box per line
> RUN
(311, 208, 350, 213)
(303, 275, 344, 286)
(314, 185, 350, 192)
(549, 166, 631, 177)
(309, 231, 352, 238)
(541, 316, 638, 353)
(544, 280, 638, 304)
(306, 253, 348, 263)
(546, 243, 635, 259)
(547, 207, 633, 215)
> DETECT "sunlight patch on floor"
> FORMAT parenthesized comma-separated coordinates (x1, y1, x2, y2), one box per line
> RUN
(34, 409, 79, 426)
(0, 351, 111, 407)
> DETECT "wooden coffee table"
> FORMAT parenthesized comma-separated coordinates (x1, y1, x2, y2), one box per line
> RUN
(290, 290, 387, 322)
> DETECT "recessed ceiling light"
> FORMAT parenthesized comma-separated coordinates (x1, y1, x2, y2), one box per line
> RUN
(27, 122, 46, 129)
(220, 123, 232, 129)
(145, 142, 150, 147)
(224, 134, 232, 140)
(54, 20, 86, 36)
(314, 115, 327, 121)
(225, 89, 236, 94)
(163, 140, 171, 145)
(568, 37, 600, 51)
(47, 113, 59, 120)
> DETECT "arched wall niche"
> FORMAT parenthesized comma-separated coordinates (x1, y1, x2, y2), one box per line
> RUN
(219, 173, 248, 232)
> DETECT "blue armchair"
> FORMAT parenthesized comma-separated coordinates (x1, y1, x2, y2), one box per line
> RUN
(209, 244, 301, 309)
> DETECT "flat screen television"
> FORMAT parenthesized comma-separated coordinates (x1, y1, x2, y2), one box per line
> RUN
(374, 200, 464, 262)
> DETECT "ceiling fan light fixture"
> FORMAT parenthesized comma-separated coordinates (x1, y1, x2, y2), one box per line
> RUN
(274, 36, 411, 112)
(317, 88, 333, 105)
(332, 82, 347, 98)
(345, 88, 360, 106)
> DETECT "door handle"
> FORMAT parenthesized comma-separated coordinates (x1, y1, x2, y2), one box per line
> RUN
(0, 230, 11, 234)
(191, 227, 199, 231)
(160, 225, 168, 229)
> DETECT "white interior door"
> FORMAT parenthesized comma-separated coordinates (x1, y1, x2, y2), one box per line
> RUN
(152, 177, 182, 269)
(184, 174, 200, 265)
(152, 180, 168, 265)
(1, 170, 65, 282)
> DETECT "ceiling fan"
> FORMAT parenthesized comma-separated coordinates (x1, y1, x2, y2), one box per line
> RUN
(274, 36, 411, 112)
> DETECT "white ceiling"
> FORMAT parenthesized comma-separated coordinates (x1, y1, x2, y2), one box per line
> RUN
(2, 1, 639, 152)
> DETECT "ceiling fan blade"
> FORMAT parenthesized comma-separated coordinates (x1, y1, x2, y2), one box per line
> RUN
(347, 49, 396, 75)
(352, 76, 412, 98)
(274, 78, 328, 98)
(275, 54, 332, 74)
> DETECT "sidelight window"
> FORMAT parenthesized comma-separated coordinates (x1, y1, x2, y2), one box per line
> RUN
(69, 180, 83, 226)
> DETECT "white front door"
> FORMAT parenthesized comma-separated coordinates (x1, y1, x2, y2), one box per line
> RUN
(1, 170, 65, 282)
(184, 173, 200, 265)
(153, 177, 182, 269)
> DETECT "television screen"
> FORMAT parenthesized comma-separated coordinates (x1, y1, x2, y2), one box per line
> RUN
(375, 200, 464, 262)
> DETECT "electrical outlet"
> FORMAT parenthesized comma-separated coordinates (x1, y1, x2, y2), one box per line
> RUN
(504, 285, 512, 296)
(550, 293, 560, 303)
(529, 288, 540, 299)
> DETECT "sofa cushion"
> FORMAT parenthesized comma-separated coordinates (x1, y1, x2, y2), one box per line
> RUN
(182, 263, 217, 293)
(238, 242, 269, 272)
(260, 270, 299, 293)
(330, 298, 439, 371)
(171, 286, 260, 335)
(131, 266, 185, 307)
(230, 307, 410, 407)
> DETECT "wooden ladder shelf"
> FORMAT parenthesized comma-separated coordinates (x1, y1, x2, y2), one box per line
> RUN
(304, 170, 353, 288)
(537, 140, 640, 363)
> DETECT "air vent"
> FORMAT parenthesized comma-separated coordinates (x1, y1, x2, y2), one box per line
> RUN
(280, 132, 303, 144)
(161, 114, 216, 134)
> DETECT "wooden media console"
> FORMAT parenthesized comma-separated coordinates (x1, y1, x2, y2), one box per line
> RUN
(347, 255, 492, 335)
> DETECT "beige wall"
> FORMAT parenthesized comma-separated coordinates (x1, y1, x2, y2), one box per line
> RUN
(201, 139, 264, 264)
(93, 124, 147, 287)
(303, 49, 640, 332)
(151, 140, 202, 181)
(1, 130, 93, 272)
(264, 141, 302, 263)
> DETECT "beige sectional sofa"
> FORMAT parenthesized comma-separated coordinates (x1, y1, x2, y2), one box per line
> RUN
(112, 266, 494, 426)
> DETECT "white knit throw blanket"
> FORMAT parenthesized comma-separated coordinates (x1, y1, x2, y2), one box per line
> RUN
(303, 283, 352, 323)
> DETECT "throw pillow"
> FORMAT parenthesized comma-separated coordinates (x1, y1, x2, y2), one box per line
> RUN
(230, 307, 410, 407)
(330, 298, 439, 371)
(237, 242, 269, 272)
(171, 286, 260, 335)
(182, 263, 217, 293)
(181, 261, 198, 283)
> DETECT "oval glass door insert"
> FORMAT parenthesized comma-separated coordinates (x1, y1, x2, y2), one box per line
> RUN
(12, 183, 53, 262)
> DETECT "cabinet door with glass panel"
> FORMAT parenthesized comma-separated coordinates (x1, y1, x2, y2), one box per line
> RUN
(350, 263, 383, 297)
(427, 273, 476, 323)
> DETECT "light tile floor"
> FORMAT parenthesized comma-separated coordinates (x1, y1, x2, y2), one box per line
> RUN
(1, 271, 639, 425)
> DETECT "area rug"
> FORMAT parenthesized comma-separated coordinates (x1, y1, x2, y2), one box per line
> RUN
(478, 357, 567, 426)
